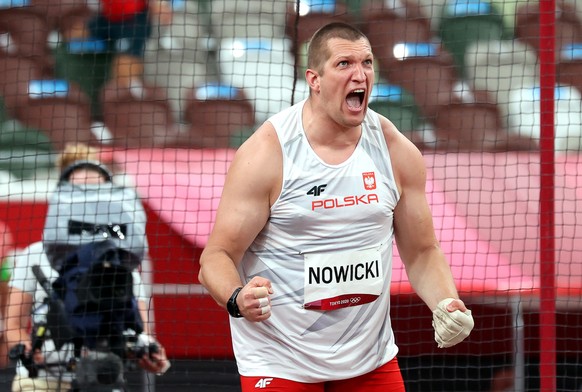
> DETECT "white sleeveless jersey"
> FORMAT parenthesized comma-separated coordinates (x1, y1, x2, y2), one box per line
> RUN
(232, 99, 401, 383)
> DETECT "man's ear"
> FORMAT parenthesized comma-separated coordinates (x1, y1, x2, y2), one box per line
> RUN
(305, 69, 320, 93)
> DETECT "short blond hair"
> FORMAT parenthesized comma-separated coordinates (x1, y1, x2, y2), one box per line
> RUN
(55, 143, 100, 173)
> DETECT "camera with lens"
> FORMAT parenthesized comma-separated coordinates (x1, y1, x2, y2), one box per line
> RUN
(26, 169, 155, 391)
(24, 239, 153, 391)
(72, 331, 161, 392)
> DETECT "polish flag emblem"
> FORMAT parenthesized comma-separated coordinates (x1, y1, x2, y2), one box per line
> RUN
(363, 172, 376, 190)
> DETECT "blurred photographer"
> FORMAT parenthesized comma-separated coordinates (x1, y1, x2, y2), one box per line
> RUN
(5, 143, 169, 391)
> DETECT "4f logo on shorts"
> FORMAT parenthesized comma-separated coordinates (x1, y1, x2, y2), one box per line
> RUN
(362, 172, 376, 190)
(255, 378, 273, 388)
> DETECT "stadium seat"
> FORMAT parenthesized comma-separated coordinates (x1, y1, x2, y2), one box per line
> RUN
(361, 0, 434, 68)
(0, 54, 45, 115)
(210, 0, 288, 41)
(432, 89, 535, 151)
(182, 83, 256, 148)
(100, 78, 179, 148)
(515, 1, 582, 61)
(382, 42, 459, 119)
(0, 122, 55, 178)
(217, 37, 309, 122)
(464, 39, 540, 128)
(0, 95, 55, 178)
(368, 82, 424, 133)
(0, 5, 53, 74)
(29, 0, 94, 39)
(285, 0, 355, 62)
(414, 0, 448, 32)
(438, 0, 505, 77)
(507, 84, 582, 152)
(10, 78, 96, 150)
(53, 43, 112, 120)
(0, 55, 90, 152)
(143, 8, 214, 123)
(149, 6, 211, 65)
(557, 42, 582, 93)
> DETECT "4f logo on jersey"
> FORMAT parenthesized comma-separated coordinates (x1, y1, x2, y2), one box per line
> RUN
(255, 378, 273, 388)
(307, 184, 327, 196)
(362, 172, 376, 190)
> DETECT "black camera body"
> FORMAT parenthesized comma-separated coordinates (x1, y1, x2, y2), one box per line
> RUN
(10, 333, 159, 392)
(73, 351, 125, 391)
(23, 240, 152, 391)
(72, 334, 159, 392)
(73, 332, 160, 391)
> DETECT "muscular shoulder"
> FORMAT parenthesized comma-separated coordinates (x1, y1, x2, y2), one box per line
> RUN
(235, 122, 281, 171)
(228, 122, 283, 205)
(377, 114, 426, 190)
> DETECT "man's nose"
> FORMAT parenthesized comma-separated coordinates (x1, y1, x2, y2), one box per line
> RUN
(352, 64, 366, 81)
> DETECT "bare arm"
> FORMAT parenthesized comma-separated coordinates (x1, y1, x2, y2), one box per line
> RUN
(383, 119, 463, 311)
(138, 299, 151, 335)
(198, 123, 281, 320)
(5, 287, 33, 353)
(133, 261, 170, 374)
(136, 297, 170, 374)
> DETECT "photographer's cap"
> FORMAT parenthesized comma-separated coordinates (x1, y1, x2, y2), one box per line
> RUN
(43, 164, 147, 270)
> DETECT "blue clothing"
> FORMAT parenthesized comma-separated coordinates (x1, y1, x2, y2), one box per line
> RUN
(87, 10, 151, 57)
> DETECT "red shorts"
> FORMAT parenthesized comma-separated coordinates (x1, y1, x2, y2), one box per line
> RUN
(240, 357, 405, 392)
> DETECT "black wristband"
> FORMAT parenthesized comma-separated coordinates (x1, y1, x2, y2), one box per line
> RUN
(227, 287, 243, 318)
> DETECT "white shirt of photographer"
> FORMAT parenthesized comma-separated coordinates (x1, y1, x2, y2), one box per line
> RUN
(10, 241, 147, 380)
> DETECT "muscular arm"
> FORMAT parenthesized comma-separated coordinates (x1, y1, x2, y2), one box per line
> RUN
(198, 124, 281, 316)
(383, 119, 460, 311)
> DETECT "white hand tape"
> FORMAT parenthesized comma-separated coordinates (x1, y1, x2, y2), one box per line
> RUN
(432, 298, 474, 348)
(258, 297, 269, 307)
(260, 305, 271, 315)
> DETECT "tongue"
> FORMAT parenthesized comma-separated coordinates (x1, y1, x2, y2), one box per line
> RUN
(346, 94, 361, 109)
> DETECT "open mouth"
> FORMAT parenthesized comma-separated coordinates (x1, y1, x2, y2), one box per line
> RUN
(346, 89, 365, 110)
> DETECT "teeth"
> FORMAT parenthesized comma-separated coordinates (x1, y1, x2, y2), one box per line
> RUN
(352, 89, 365, 93)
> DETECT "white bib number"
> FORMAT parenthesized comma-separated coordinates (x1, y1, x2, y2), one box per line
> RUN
(303, 246, 383, 310)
